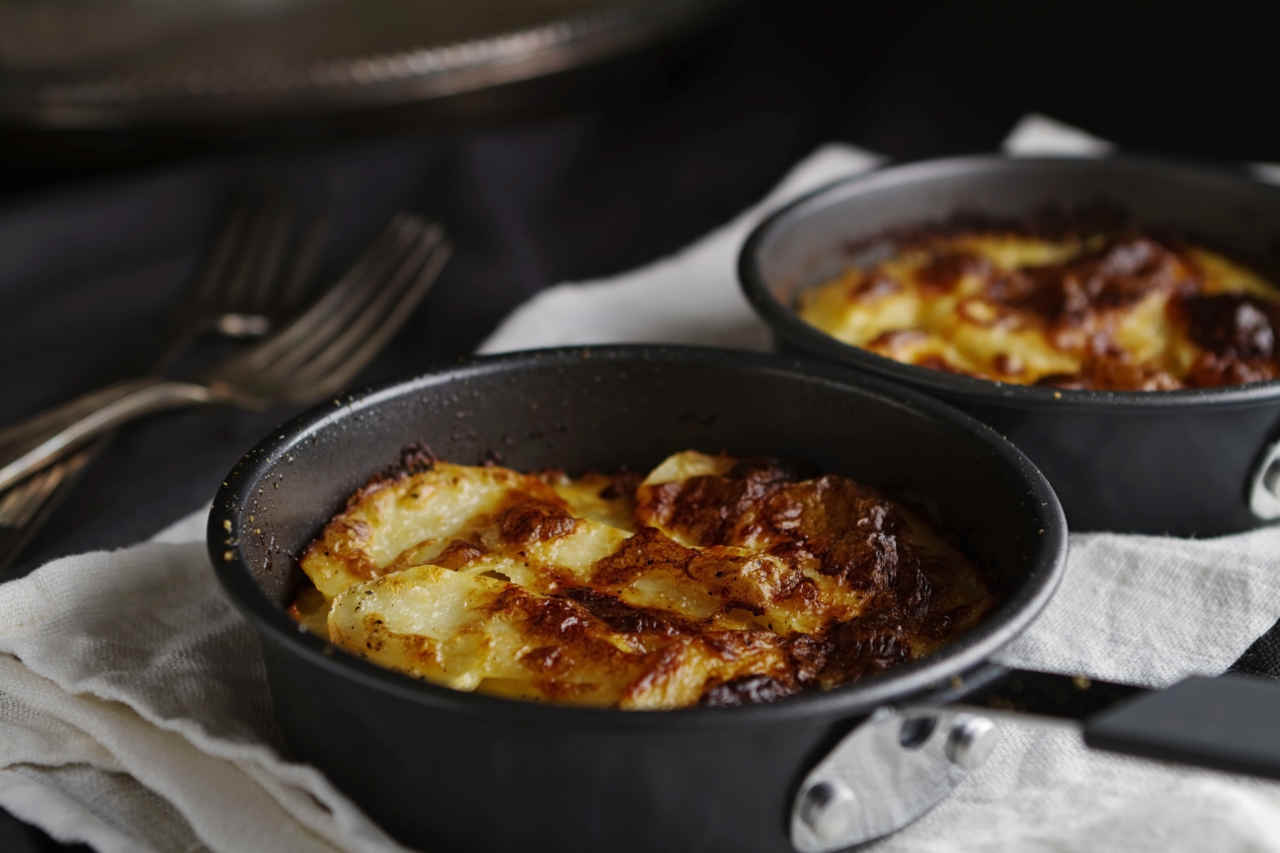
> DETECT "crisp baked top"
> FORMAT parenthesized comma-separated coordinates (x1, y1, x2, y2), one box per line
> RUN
(798, 232, 1280, 390)
(290, 450, 994, 709)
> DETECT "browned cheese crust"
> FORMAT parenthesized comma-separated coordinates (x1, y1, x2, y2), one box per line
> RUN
(798, 230, 1280, 390)
(290, 450, 995, 709)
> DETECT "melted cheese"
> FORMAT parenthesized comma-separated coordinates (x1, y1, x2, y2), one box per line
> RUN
(293, 451, 995, 709)
(798, 233, 1280, 389)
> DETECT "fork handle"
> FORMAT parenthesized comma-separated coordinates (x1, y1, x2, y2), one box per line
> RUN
(0, 379, 220, 493)
(0, 378, 159, 453)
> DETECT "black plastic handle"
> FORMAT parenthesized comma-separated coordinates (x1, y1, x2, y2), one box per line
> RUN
(1085, 674, 1280, 780)
(954, 665, 1280, 781)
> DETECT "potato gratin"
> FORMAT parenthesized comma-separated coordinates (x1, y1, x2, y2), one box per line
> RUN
(290, 450, 995, 709)
(798, 231, 1280, 390)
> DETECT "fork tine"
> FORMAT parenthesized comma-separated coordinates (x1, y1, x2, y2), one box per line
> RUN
(247, 201, 295, 315)
(1, 195, 331, 572)
(191, 205, 250, 307)
(295, 236, 450, 398)
(223, 216, 414, 375)
(155, 196, 315, 373)
(274, 213, 329, 316)
(290, 225, 448, 393)
(206, 217, 449, 404)
(218, 196, 287, 315)
(261, 220, 419, 376)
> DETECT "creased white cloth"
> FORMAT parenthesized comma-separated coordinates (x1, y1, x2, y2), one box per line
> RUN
(3, 116, 1280, 853)
(0, 511, 408, 853)
(477, 144, 882, 354)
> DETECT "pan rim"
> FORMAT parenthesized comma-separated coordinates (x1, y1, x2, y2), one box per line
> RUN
(208, 344, 1067, 729)
(738, 154, 1280, 412)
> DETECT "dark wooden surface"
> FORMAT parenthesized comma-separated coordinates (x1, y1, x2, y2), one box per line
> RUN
(3, 1, 1278, 849)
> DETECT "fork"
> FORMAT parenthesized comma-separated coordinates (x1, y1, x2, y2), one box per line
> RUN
(0, 214, 450, 494)
(160, 196, 328, 363)
(0, 197, 325, 571)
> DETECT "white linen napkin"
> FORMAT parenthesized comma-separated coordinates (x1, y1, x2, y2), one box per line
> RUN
(3, 116, 1280, 853)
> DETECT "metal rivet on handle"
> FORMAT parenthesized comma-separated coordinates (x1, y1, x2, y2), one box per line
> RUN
(1249, 439, 1280, 520)
(798, 779, 857, 841)
(944, 715, 999, 771)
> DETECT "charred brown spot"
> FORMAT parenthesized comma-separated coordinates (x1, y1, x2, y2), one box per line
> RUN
(493, 587, 589, 640)
(1035, 358, 1183, 391)
(398, 443, 437, 476)
(563, 586, 691, 637)
(599, 471, 642, 501)
(342, 518, 372, 541)
(699, 674, 798, 707)
(698, 630, 775, 660)
(1185, 351, 1279, 387)
(592, 526, 697, 586)
(304, 517, 380, 579)
(638, 459, 801, 546)
(330, 444, 443, 515)
(776, 575, 821, 608)
(520, 645, 566, 673)
(594, 525, 805, 617)
(992, 352, 1023, 375)
(868, 328, 928, 351)
(497, 494, 578, 545)
(987, 238, 1184, 327)
(623, 642, 689, 699)
(1182, 293, 1278, 362)
(916, 250, 991, 292)
(785, 612, 913, 687)
(914, 355, 975, 376)
(723, 599, 766, 616)
(434, 539, 488, 570)
(637, 467, 944, 636)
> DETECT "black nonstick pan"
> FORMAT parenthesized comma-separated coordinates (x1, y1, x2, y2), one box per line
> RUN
(208, 346, 1280, 853)
(739, 156, 1280, 536)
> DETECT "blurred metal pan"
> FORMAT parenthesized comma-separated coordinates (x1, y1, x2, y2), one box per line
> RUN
(0, 0, 738, 128)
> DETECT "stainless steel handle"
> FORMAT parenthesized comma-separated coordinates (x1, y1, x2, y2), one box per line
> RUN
(0, 378, 219, 492)
(791, 664, 1280, 852)
(791, 706, 989, 853)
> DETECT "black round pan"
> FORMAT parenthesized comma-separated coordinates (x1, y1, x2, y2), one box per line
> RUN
(739, 156, 1280, 536)
(208, 346, 1280, 852)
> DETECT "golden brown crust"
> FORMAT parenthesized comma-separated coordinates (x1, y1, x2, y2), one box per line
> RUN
(800, 230, 1280, 390)
(639, 465, 927, 597)
(294, 452, 995, 709)
(496, 494, 579, 546)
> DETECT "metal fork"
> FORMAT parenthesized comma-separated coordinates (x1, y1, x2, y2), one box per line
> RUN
(0, 214, 450, 494)
(0, 197, 325, 571)
(162, 196, 328, 361)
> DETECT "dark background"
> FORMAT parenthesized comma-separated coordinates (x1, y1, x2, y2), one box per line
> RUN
(3, 1, 1279, 849)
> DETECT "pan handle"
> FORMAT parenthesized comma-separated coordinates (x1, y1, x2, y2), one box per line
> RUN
(953, 664, 1280, 780)
(788, 666, 1280, 852)
(1249, 436, 1280, 520)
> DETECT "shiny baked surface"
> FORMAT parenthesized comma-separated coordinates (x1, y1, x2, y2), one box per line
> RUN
(797, 232, 1280, 390)
(290, 450, 994, 709)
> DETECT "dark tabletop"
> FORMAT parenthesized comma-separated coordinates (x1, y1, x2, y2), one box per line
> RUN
(3, 1, 1279, 849)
